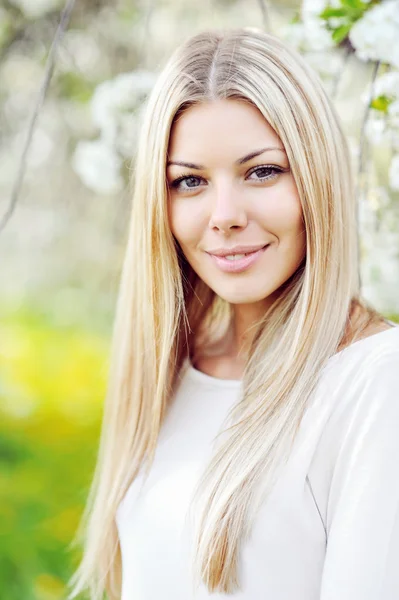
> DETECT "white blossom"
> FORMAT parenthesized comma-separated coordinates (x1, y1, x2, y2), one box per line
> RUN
(349, 0, 399, 68)
(302, 50, 342, 78)
(373, 70, 399, 99)
(91, 70, 155, 150)
(301, 0, 334, 20)
(8, 0, 63, 18)
(71, 69, 155, 192)
(72, 139, 124, 195)
(360, 192, 399, 314)
(389, 154, 399, 190)
(283, 0, 337, 62)
(365, 115, 390, 145)
(388, 99, 399, 129)
(284, 20, 334, 53)
(366, 71, 399, 145)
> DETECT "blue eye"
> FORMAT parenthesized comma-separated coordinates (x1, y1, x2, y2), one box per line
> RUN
(247, 165, 284, 181)
(169, 165, 286, 192)
(170, 175, 206, 191)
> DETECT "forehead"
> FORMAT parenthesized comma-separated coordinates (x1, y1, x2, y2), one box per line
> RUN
(168, 99, 283, 161)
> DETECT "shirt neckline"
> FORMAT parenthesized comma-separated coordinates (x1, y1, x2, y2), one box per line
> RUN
(184, 323, 398, 388)
(184, 357, 242, 388)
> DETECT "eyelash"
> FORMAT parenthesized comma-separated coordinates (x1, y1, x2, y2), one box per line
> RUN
(169, 165, 286, 192)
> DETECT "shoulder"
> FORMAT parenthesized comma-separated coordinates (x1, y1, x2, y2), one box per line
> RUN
(318, 326, 399, 447)
(325, 324, 399, 385)
(308, 327, 399, 528)
(312, 325, 399, 439)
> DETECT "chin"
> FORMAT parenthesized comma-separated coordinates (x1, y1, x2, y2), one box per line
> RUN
(211, 284, 277, 306)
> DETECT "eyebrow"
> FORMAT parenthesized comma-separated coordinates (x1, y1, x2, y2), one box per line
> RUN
(166, 146, 286, 169)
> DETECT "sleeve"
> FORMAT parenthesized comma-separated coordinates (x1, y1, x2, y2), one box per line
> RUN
(320, 351, 399, 600)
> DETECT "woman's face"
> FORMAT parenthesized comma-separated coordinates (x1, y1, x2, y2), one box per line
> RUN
(167, 99, 306, 306)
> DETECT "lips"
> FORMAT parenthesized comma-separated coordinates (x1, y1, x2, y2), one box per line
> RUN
(208, 244, 270, 273)
(207, 244, 269, 257)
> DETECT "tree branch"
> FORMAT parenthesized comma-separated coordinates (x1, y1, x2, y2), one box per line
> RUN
(139, 0, 156, 64)
(331, 44, 352, 101)
(0, 0, 77, 233)
(256, 0, 272, 33)
(358, 60, 380, 178)
(356, 59, 380, 293)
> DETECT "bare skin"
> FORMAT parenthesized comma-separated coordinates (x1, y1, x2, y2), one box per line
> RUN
(168, 99, 305, 377)
(194, 316, 393, 380)
(167, 99, 393, 380)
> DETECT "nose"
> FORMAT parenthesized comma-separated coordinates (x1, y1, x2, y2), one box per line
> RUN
(208, 181, 247, 233)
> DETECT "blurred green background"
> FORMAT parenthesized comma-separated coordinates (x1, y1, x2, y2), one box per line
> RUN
(0, 306, 106, 600)
(1, 0, 398, 598)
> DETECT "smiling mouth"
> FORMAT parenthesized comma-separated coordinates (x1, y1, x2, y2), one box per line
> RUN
(208, 244, 270, 273)
(222, 246, 267, 260)
(207, 244, 269, 258)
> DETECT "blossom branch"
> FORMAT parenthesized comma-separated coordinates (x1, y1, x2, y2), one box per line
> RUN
(331, 43, 352, 100)
(356, 59, 381, 293)
(0, 0, 76, 234)
(139, 0, 156, 64)
(256, 0, 272, 33)
(358, 60, 381, 180)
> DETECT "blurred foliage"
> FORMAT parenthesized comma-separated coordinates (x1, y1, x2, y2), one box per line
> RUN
(320, 0, 379, 44)
(55, 73, 96, 103)
(0, 306, 109, 600)
(370, 94, 393, 113)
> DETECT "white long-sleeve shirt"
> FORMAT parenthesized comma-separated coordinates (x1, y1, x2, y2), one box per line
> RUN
(116, 325, 399, 599)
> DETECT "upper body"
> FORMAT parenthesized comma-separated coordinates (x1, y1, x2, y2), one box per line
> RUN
(116, 324, 399, 600)
(68, 29, 399, 600)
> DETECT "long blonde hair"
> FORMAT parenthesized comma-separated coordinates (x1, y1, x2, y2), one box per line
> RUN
(67, 28, 384, 599)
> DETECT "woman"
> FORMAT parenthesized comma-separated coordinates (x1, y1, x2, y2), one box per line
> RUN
(68, 28, 399, 600)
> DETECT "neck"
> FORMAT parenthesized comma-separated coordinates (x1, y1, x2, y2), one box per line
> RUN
(229, 299, 272, 360)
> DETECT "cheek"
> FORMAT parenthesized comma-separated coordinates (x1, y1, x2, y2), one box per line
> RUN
(168, 200, 204, 251)
(258, 182, 303, 237)
(280, 201, 306, 255)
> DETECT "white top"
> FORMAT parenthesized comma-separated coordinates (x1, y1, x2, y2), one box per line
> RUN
(116, 325, 399, 600)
